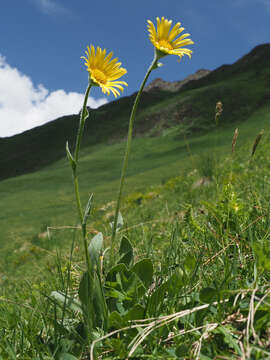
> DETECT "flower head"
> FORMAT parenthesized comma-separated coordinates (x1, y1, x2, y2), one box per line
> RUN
(147, 17, 194, 60)
(81, 45, 127, 98)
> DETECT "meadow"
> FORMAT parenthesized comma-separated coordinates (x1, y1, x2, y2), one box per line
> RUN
(0, 37, 270, 358)
(1, 101, 270, 358)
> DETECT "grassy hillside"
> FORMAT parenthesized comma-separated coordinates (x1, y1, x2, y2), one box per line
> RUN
(0, 103, 270, 277)
(0, 44, 269, 181)
(0, 44, 270, 359)
(1, 104, 270, 358)
(0, 40, 270, 276)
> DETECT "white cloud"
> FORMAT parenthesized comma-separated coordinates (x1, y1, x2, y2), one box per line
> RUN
(38, 0, 56, 12)
(260, 0, 270, 11)
(0, 55, 108, 137)
(33, 0, 71, 15)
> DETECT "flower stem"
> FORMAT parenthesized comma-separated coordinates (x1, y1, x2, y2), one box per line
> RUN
(75, 82, 92, 163)
(110, 54, 158, 261)
(70, 82, 92, 274)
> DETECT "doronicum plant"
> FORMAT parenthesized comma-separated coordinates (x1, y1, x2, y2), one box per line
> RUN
(110, 16, 194, 257)
(51, 16, 194, 355)
(62, 46, 128, 342)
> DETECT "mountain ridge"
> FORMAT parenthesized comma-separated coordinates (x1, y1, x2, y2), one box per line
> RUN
(0, 43, 269, 182)
(144, 69, 211, 93)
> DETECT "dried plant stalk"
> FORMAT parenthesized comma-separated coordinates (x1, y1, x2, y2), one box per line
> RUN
(215, 101, 223, 126)
(251, 129, 264, 157)
(232, 128, 239, 154)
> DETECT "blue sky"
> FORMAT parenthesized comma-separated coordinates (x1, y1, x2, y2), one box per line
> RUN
(0, 0, 269, 137)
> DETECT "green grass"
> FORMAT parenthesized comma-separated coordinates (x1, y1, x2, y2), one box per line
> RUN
(0, 44, 270, 358)
(1, 104, 270, 358)
(1, 104, 270, 279)
(1, 44, 269, 182)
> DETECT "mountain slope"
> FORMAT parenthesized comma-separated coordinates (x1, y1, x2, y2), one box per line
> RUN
(0, 43, 270, 181)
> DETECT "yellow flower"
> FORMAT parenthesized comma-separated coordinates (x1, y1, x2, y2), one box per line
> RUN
(147, 17, 194, 60)
(81, 45, 128, 98)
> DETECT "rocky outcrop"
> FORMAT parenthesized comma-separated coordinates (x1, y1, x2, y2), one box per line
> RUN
(144, 69, 211, 93)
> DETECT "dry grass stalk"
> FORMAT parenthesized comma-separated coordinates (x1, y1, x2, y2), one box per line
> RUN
(192, 323, 220, 359)
(251, 129, 264, 157)
(215, 101, 223, 126)
(89, 300, 229, 359)
(127, 300, 229, 357)
(203, 211, 269, 266)
(232, 128, 239, 154)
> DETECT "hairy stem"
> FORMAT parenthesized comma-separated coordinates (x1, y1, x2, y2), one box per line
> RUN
(71, 82, 92, 273)
(110, 54, 158, 261)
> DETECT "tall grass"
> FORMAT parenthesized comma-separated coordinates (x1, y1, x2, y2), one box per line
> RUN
(1, 118, 270, 358)
(1, 36, 270, 359)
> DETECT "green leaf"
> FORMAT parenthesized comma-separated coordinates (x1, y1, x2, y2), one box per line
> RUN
(83, 193, 93, 226)
(124, 304, 145, 322)
(118, 236, 133, 267)
(78, 271, 93, 313)
(117, 211, 124, 229)
(106, 263, 144, 312)
(50, 291, 82, 313)
(82, 106, 89, 121)
(214, 326, 241, 355)
(88, 232, 103, 268)
(92, 272, 108, 330)
(175, 344, 189, 357)
(109, 311, 124, 329)
(200, 355, 213, 360)
(148, 281, 167, 316)
(132, 258, 153, 289)
(78, 270, 108, 330)
(110, 211, 124, 232)
(57, 353, 78, 360)
(65, 141, 76, 170)
(106, 263, 129, 282)
(184, 254, 197, 273)
(253, 240, 270, 272)
(147, 271, 183, 316)
(199, 287, 218, 303)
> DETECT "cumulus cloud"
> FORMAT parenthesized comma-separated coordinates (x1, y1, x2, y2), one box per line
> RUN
(0, 55, 108, 138)
(34, 0, 69, 15)
(260, 0, 270, 11)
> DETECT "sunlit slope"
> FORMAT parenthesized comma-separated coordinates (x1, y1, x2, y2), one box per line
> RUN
(0, 104, 269, 252)
(0, 44, 269, 181)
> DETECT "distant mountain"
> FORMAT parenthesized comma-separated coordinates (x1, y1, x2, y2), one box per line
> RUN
(0, 43, 270, 181)
(144, 69, 211, 92)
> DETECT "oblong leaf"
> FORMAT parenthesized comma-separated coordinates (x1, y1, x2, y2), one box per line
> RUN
(132, 258, 153, 288)
(66, 141, 76, 170)
(50, 291, 82, 313)
(199, 287, 218, 303)
(57, 353, 78, 360)
(124, 303, 145, 321)
(118, 236, 133, 267)
(83, 193, 94, 226)
(106, 263, 129, 282)
(88, 232, 103, 267)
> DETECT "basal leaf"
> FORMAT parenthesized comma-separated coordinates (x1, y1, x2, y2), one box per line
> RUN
(50, 291, 82, 313)
(124, 304, 145, 322)
(118, 236, 133, 267)
(199, 287, 218, 303)
(132, 258, 153, 289)
(57, 352, 78, 360)
(88, 232, 103, 268)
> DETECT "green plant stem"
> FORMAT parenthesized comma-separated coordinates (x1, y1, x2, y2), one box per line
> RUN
(110, 54, 158, 261)
(75, 82, 92, 163)
(71, 81, 92, 274)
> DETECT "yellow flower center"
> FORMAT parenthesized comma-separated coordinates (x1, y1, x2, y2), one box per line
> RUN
(92, 69, 107, 85)
(158, 39, 173, 50)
